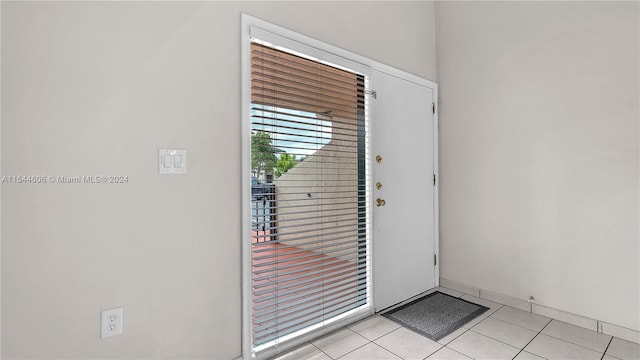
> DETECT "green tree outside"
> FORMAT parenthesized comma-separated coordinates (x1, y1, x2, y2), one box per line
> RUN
(251, 131, 277, 178)
(275, 152, 297, 178)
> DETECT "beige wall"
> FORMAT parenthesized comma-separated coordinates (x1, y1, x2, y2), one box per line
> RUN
(0, 1, 437, 359)
(437, 1, 639, 331)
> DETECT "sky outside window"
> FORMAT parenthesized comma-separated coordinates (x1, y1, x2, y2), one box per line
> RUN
(251, 104, 332, 159)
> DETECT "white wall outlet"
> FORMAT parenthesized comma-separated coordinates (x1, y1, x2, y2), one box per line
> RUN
(101, 307, 123, 338)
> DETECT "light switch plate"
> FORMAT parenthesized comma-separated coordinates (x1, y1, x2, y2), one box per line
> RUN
(159, 149, 187, 174)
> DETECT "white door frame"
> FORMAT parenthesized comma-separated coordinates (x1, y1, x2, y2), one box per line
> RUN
(241, 14, 439, 360)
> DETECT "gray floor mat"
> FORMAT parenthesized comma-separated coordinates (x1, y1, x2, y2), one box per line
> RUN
(383, 291, 489, 341)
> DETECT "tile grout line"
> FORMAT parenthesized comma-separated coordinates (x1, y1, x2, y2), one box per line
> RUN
(371, 329, 446, 360)
(541, 330, 612, 355)
(534, 320, 614, 356)
(438, 328, 482, 359)
(510, 318, 553, 360)
(475, 304, 504, 320)
(438, 326, 471, 346)
(466, 328, 529, 353)
(489, 312, 550, 333)
(422, 345, 446, 360)
(599, 337, 614, 360)
(460, 300, 505, 320)
(488, 313, 613, 355)
(311, 342, 333, 360)
(332, 339, 373, 360)
(444, 346, 477, 360)
(436, 302, 497, 346)
(364, 322, 403, 342)
(370, 339, 420, 360)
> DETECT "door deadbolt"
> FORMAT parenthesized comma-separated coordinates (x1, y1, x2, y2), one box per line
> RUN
(376, 182, 383, 190)
(376, 198, 386, 207)
(376, 155, 382, 163)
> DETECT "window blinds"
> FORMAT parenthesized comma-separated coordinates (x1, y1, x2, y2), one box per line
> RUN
(250, 42, 369, 346)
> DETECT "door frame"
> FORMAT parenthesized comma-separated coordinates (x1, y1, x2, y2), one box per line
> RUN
(241, 14, 439, 359)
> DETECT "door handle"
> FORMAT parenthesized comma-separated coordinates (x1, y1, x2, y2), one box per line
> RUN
(376, 198, 386, 207)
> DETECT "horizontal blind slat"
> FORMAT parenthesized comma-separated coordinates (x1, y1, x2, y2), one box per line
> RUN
(253, 286, 365, 331)
(254, 294, 367, 343)
(252, 267, 365, 301)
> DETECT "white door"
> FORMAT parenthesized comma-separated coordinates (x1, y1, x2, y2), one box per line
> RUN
(372, 69, 436, 311)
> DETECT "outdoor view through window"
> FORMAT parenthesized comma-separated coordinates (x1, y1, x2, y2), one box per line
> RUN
(249, 41, 368, 348)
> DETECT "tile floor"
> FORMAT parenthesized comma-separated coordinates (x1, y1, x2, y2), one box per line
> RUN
(270, 287, 640, 360)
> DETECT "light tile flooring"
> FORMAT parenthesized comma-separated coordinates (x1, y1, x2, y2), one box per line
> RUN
(271, 288, 640, 360)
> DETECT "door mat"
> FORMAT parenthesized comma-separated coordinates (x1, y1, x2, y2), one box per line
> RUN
(382, 291, 489, 341)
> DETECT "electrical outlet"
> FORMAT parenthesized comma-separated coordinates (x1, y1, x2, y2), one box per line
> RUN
(101, 307, 123, 338)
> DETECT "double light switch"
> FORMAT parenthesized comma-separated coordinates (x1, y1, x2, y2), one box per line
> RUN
(159, 149, 187, 174)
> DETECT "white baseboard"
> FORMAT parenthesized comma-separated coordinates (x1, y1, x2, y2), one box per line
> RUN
(600, 320, 640, 344)
(479, 288, 530, 312)
(439, 278, 479, 297)
(532, 303, 597, 332)
(439, 278, 640, 344)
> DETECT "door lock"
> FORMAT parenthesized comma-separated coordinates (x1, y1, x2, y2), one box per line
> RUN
(376, 155, 382, 163)
(376, 182, 383, 190)
(376, 198, 386, 207)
